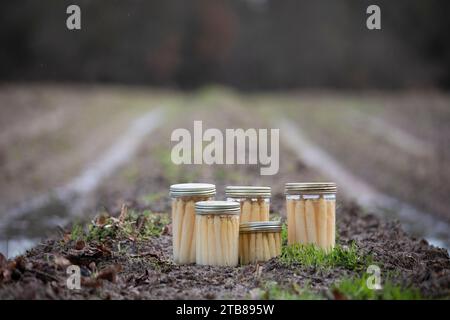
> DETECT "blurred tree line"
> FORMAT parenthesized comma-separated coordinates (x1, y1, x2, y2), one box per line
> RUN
(1, 0, 449, 90)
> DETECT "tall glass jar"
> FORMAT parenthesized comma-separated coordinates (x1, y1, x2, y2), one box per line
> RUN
(285, 183, 337, 252)
(225, 186, 271, 222)
(170, 183, 216, 264)
(239, 221, 282, 265)
(195, 201, 240, 267)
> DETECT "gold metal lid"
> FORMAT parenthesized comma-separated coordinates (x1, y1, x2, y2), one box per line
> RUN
(195, 200, 240, 215)
(225, 186, 271, 198)
(169, 183, 216, 197)
(240, 221, 282, 233)
(285, 182, 337, 195)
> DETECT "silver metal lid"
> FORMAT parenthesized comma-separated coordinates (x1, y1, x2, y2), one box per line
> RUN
(285, 182, 337, 195)
(195, 200, 240, 215)
(169, 183, 216, 197)
(225, 186, 271, 198)
(240, 221, 282, 233)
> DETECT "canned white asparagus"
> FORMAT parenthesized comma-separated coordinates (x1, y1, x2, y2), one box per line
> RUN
(195, 201, 240, 267)
(226, 186, 271, 222)
(285, 182, 337, 251)
(239, 221, 282, 264)
(170, 183, 216, 264)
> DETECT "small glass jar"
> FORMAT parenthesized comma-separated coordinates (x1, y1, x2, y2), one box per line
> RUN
(195, 201, 240, 267)
(285, 183, 337, 252)
(170, 183, 216, 264)
(239, 221, 282, 265)
(225, 186, 271, 222)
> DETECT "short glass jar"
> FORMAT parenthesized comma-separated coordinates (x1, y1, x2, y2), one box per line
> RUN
(225, 186, 271, 222)
(195, 201, 240, 267)
(285, 182, 337, 252)
(170, 183, 216, 264)
(239, 221, 282, 264)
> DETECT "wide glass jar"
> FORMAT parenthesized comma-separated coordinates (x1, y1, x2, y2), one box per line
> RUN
(239, 221, 282, 264)
(225, 186, 271, 222)
(195, 201, 240, 267)
(285, 182, 336, 251)
(170, 183, 216, 264)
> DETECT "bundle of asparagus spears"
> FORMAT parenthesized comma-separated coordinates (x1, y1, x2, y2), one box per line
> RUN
(170, 183, 216, 264)
(239, 222, 282, 264)
(195, 201, 240, 267)
(285, 183, 336, 251)
(226, 186, 271, 222)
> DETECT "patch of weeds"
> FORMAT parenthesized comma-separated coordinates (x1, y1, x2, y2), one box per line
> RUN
(121, 210, 170, 239)
(73, 210, 170, 243)
(280, 242, 372, 271)
(332, 274, 422, 300)
(70, 222, 86, 241)
(252, 281, 323, 300)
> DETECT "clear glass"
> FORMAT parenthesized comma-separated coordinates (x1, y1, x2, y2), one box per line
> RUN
(286, 194, 336, 251)
(226, 197, 270, 222)
(239, 231, 281, 264)
(195, 213, 239, 267)
(171, 195, 213, 264)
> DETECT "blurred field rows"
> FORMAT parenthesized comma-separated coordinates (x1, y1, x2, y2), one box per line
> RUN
(0, 85, 449, 254)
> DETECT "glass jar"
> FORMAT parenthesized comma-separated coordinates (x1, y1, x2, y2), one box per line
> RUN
(195, 201, 240, 267)
(170, 183, 216, 264)
(225, 186, 271, 222)
(239, 221, 282, 265)
(285, 182, 336, 251)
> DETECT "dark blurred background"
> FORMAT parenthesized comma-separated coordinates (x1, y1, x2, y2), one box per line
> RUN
(1, 0, 449, 90)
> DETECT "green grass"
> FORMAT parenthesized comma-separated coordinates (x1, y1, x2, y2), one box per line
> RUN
(332, 274, 423, 300)
(253, 281, 323, 300)
(280, 242, 372, 271)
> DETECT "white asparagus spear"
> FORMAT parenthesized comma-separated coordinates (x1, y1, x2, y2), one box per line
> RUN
(305, 199, 317, 245)
(207, 216, 216, 265)
(251, 201, 260, 221)
(249, 231, 256, 263)
(268, 232, 277, 258)
(295, 200, 308, 244)
(275, 233, 281, 256)
(179, 200, 195, 263)
(232, 217, 239, 266)
(200, 215, 209, 265)
(213, 215, 223, 265)
(286, 199, 296, 245)
(261, 199, 270, 221)
(171, 199, 178, 261)
(318, 197, 328, 250)
(220, 216, 229, 266)
(195, 215, 201, 264)
(175, 198, 185, 263)
(241, 200, 251, 223)
(226, 218, 234, 266)
(240, 233, 247, 264)
(187, 200, 197, 262)
(327, 200, 336, 251)
(256, 233, 264, 262)
(263, 234, 271, 261)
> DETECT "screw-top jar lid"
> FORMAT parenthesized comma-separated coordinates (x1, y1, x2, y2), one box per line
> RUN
(285, 182, 337, 195)
(225, 186, 271, 198)
(169, 183, 216, 197)
(195, 200, 240, 215)
(240, 221, 282, 233)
